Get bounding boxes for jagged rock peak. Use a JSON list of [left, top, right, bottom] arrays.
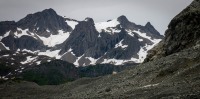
[[144, 21, 161, 36], [117, 15, 129, 23], [145, 22, 153, 27], [84, 17, 94, 24]]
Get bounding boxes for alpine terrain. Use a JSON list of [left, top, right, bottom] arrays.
[[1, 0, 199, 98], [0, 8, 163, 83], [0, 8, 163, 66]]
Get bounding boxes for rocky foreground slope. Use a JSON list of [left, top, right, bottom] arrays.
[[0, 44, 200, 98], [0, 0, 200, 98]]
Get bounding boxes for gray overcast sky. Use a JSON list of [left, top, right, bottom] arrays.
[[0, 0, 193, 34]]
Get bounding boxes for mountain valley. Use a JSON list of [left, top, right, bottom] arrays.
[[0, 0, 200, 98]]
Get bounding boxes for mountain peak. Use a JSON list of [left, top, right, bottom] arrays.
[[145, 22, 155, 29], [145, 22, 152, 27], [84, 17, 94, 25], [85, 17, 94, 22], [17, 8, 72, 36], [144, 22, 162, 37], [117, 15, 129, 23], [41, 8, 57, 15]]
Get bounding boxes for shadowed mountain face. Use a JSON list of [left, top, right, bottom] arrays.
[[17, 8, 72, 37], [0, 8, 163, 66]]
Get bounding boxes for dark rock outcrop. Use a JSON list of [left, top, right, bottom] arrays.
[[60, 18, 99, 57], [1, 35, 47, 51], [0, 21, 17, 36], [145, 0, 200, 62]]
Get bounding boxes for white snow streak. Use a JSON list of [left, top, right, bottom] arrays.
[[0, 42, 10, 50], [20, 56, 37, 64], [114, 39, 128, 49], [140, 83, 159, 88], [0, 31, 10, 41], [38, 50, 61, 59], [85, 57, 99, 65]]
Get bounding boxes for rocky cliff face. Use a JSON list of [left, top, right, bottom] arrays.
[[145, 0, 200, 62]]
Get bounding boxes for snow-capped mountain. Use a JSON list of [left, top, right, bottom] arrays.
[[0, 8, 163, 66]]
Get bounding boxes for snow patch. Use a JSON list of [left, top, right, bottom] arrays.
[[133, 29, 151, 41], [138, 39, 143, 42], [65, 20, 78, 30], [85, 57, 99, 65], [22, 49, 37, 54], [47, 60, 51, 62], [20, 56, 37, 64], [95, 19, 120, 33], [2, 54, 9, 57], [106, 28, 121, 34], [38, 50, 61, 59], [137, 39, 161, 63], [98, 34, 101, 38], [0, 76, 8, 80], [36, 61, 41, 65], [102, 59, 125, 65], [37, 30, 70, 47], [46, 29, 50, 32]]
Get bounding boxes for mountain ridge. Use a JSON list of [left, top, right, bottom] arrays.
[[0, 8, 163, 66]]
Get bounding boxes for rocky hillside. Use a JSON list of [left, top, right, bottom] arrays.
[[145, 0, 200, 62], [0, 0, 199, 98]]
